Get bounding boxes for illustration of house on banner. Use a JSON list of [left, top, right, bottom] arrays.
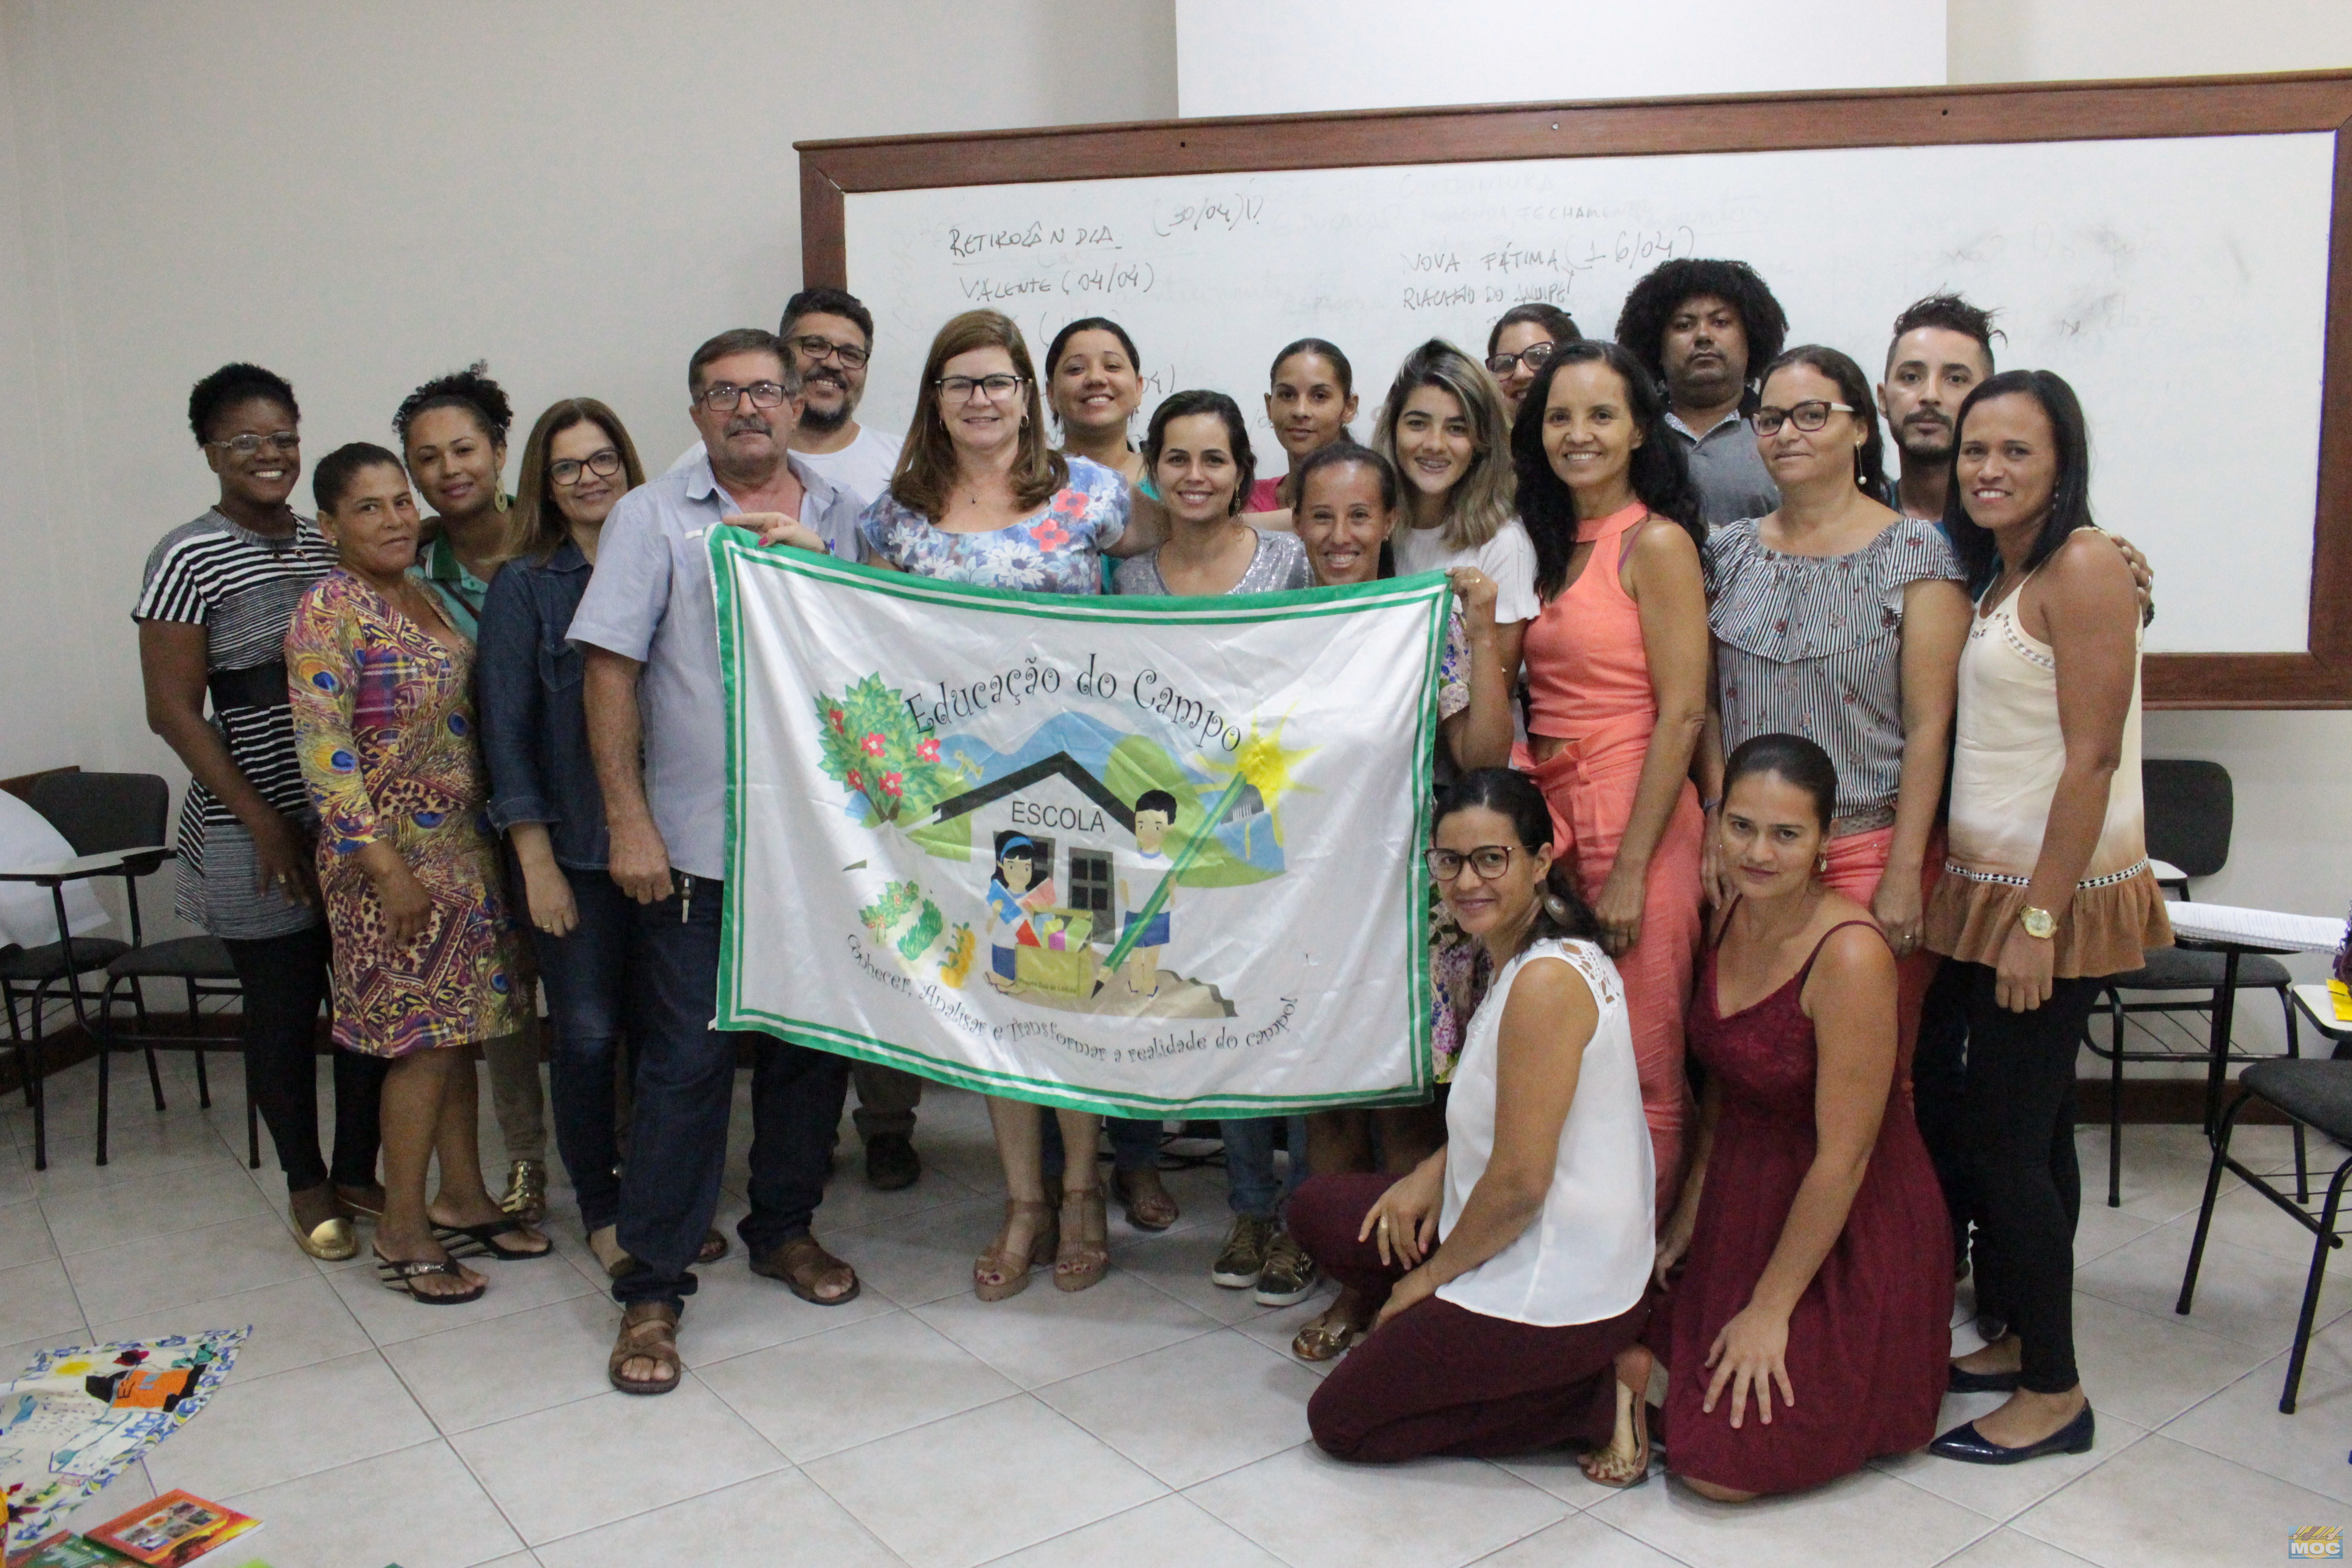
[[921, 751, 1137, 933]]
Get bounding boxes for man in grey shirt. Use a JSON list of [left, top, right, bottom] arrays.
[[1615, 258, 1789, 528], [570, 328, 866, 1393]]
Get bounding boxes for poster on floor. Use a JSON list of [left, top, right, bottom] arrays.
[[712, 530, 1446, 1115]]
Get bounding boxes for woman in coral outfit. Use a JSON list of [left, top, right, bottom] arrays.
[[1512, 341, 1709, 1218]]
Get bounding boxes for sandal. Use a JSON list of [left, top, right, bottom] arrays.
[[751, 1235, 861, 1305], [608, 1301, 682, 1396], [1291, 1306, 1369, 1362], [1112, 1167, 1180, 1232], [433, 1216, 553, 1261], [974, 1199, 1056, 1302], [592, 1227, 729, 1279], [374, 1250, 485, 1306], [1577, 1376, 1654, 1489], [1054, 1184, 1110, 1293]]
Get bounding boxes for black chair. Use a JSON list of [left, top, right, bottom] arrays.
[[2177, 1059, 2352, 1413], [23, 773, 255, 1168], [3, 776, 162, 1170], [2084, 760, 2307, 1207]]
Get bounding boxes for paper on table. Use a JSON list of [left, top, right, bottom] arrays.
[[2164, 901, 2347, 954]]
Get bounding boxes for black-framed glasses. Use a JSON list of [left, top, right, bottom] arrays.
[[549, 448, 622, 486], [1424, 845, 1517, 882], [697, 381, 790, 412], [1752, 400, 1856, 436], [207, 431, 299, 457], [790, 334, 870, 370], [1483, 341, 1557, 376], [937, 374, 1024, 403]]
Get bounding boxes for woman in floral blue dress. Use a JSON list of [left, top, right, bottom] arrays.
[[859, 308, 1166, 1300]]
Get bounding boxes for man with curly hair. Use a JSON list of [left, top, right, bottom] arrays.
[[1612, 258, 1787, 527]]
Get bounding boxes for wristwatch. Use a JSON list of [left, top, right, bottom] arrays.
[[2019, 906, 2056, 940]]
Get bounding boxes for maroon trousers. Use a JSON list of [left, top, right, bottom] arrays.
[[1289, 1173, 1648, 1463]]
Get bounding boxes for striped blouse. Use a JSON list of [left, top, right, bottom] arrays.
[[1704, 517, 1964, 829]]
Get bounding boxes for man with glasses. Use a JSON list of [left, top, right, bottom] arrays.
[[570, 328, 865, 1394], [1613, 258, 1789, 528], [669, 288, 902, 512]]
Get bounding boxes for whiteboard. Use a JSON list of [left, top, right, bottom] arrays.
[[843, 134, 2335, 655]]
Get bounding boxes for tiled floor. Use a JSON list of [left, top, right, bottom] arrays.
[[3, 1052, 2347, 1568]]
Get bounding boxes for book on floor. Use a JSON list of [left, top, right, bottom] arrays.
[[79, 1492, 257, 1568], [6, 1531, 135, 1567]]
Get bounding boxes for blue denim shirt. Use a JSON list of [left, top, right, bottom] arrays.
[[477, 538, 608, 869]]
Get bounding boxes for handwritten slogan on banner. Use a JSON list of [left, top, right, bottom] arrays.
[[711, 534, 1447, 1115]]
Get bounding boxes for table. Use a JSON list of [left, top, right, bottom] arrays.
[[0, 845, 170, 1169], [2290, 982, 2352, 1055], [2162, 903, 2346, 1134]]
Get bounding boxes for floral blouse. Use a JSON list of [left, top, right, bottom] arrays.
[[858, 455, 1129, 594]]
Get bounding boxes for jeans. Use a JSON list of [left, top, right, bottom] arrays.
[[222, 924, 389, 1195], [612, 876, 850, 1309], [1040, 1114, 1162, 1181], [535, 866, 637, 1232], [481, 1030, 547, 1166], [1955, 961, 2102, 1393], [1223, 1116, 1308, 1219], [850, 1063, 925, 1142]]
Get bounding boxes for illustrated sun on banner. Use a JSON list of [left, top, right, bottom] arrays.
[[712, 534, 1449, 1116]]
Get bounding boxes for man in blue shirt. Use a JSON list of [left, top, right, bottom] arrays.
[[570, 328, 867, 1393]]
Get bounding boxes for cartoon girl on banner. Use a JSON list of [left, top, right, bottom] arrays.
[[984, 832, 1058, 993]]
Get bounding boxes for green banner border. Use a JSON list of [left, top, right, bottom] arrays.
[[711, 529, 1446, 1116]]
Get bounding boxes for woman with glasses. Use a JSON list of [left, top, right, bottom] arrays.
[[393, 365, 550, 1227], [477, 399, 684, 1277], [1695, 347, 1970, 1061], [1628, 733, 1951, 1498], [1485, 304, 1582, 422], [1286, 767, 1653, 1466], [858, 308, 1165, 1298], [135, 363, 390, 1261], [1514, 340, 1710, 1224]]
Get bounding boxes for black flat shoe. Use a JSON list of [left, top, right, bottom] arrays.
[[1930, 1404, 2094, 1465], [1947, 1363, 2025, 1393]]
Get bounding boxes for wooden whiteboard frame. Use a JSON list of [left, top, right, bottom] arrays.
[[798, 72, 2352, 709]]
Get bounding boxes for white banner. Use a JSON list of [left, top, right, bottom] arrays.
[[712, 532, 1447, 1115]]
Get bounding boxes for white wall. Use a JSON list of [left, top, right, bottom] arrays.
[[1175, 0, 1945, 118], [0, 0, 1176, 795], [1950, 0, 2352, 81]]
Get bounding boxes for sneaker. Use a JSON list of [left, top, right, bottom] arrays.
[[1210, 1214, 1276, 1288], [1253, 1227, 1318, 1306], [865, 1132, 921, 1191]]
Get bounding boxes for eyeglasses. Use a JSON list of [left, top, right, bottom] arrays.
[[549, 448, 622, 486], [936, 374, 1025, 403], [1752, 400, 1856, 436], [1424, 845, 1517, 882], [207, 431, 299, 457], [696, 381, 790, 412], [790, 334, 870, 370], [1483, 341, 1557, 376]]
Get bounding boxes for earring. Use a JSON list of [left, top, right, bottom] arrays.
[[1815, 853, 1828, 873], [1542, 891, 1569, 920]]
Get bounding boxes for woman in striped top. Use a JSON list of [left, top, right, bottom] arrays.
[[135, 363, 390, 1262], [1696, 346, 1971, 1056]]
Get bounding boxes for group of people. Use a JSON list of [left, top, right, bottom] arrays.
[[133, 255, 2171, 1497]]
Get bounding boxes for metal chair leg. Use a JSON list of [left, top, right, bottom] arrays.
[[2278, 986, 2310, 1203], [187, 978, 211, 1109], [2178, 1089, 2251, 1315], [93, 975, 114, 1167], [2279, 1156, 2352, 1414], [246, 1095, 260, 1169], [2108, 988, 2127, 1208]]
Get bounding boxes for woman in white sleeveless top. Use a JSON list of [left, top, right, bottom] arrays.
[[1288, 768, 1656, 1465], [1923, 370, 2170, 1468]]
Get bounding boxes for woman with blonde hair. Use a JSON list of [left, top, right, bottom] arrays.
[[859, 309, 1166, 1297], [1372, 339, 1540, 684]]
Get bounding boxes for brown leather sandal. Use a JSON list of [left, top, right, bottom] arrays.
[[1112, 1167, 1180, 1232], [1577, 1376, 1654, 1488], [609, 1302, 682, 1396], [1054, 1185, 1110, 1293], [751, 1235, 861, 1305], [975, 1199, 1056, 1302], [1291, 1305, 1370, 1362]]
